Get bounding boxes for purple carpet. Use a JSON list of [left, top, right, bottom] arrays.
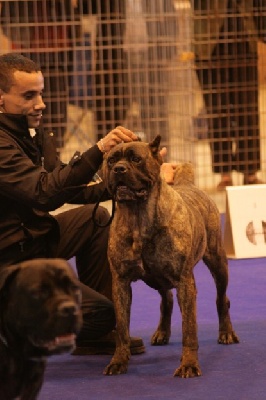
[[38, 254, 266, 400]]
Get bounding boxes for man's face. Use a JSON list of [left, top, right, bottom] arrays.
[[0, 70, 46, 128]]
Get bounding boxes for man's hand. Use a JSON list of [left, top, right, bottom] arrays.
[[159, 147, 177, 185], [97, 126, 138, 153], [160, 163, 177, 185]]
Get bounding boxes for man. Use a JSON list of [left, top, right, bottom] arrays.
[[0, 52, 145, 355], [193, 0, 266, 189]]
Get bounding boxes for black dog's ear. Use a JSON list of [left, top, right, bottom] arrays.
[[0, 265, 20, 295]]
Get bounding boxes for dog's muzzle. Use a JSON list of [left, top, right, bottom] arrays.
[[109, 162, 149, 202]]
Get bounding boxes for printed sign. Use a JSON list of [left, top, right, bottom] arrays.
[[224, 185, 266, 259]]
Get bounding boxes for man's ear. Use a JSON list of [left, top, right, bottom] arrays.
[[0, 90, 4, 106]]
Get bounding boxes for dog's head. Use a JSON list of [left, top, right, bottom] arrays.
[[102, 135, 163, 202], [0, 258, 82, 357]]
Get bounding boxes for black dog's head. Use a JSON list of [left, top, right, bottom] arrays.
[[0, 258, 83, 357], [103, 135, 163, 202]]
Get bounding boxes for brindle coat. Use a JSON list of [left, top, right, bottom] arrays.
[[102, 136, 239, 378]]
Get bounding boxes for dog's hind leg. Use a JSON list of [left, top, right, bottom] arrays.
[[203, 250, 239, 345], [150, 288, 173, 345], [174, 271, 202, 378]]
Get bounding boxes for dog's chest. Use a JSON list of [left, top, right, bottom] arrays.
[[109, 215, 178, 286]]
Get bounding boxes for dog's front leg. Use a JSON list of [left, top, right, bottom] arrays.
[[104, 273, 132, 375], [174, 273, 202, 378], [151, 288, 173, 345]]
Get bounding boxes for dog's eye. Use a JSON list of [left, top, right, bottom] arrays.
[[69, 283, 80, 293], [67, 283, 82, 303], [107, 157, 116, 167], [74, 287, 82, 304], [30, 289, 41, 300], [30, 287, 51, 300], [131, 156, 142, 164]]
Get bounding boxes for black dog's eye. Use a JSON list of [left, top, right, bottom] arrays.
[[67, 282, 82, 303], [30, 286, 51, 300], [69, 282, 80, 293], [74, 287, 82, 304], [61, 278, 81, 303]]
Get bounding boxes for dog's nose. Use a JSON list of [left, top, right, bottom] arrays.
[[58, 301, 79, 317], [114, 165, 127, 174]]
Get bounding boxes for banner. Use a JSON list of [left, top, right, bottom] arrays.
[[224, 185, 266, 259]]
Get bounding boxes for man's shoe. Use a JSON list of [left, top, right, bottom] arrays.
[[72, 331, 145, 356]]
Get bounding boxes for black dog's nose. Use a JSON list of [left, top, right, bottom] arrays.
[[58, 302, 79, 317], [114, 165, 127, 174]]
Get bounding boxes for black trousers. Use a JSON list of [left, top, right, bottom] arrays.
[[196, 54, 261, 175], [0, 205, 116, 341]]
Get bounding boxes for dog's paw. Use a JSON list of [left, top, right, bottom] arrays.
[[150, 330, 170, 345], [218, 330, 240, 344], [103, 361, 128, 375], [173, 364, 202, 378]]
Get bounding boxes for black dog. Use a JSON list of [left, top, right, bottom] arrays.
[[0, 258, 82, 400]]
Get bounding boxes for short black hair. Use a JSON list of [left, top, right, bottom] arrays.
[[0, 53, 41, 92]]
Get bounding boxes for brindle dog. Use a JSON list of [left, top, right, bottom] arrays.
[[0, 258, 82, 399], [102, 135, 239, 378]]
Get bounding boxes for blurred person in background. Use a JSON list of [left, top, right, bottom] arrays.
[[0, 0, 178, 150], [78, 0, 177, 149], [194, 0, 266, 189], [78, 0, 127, 141], [0, 0, 78, 149]]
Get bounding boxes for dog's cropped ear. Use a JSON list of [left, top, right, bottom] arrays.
[[0, 265, 21, 295], [149, 135, 161, 155], [149, 135, 163, 165]]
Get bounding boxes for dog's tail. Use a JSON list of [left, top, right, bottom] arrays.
[[173, 162, 195, 185]]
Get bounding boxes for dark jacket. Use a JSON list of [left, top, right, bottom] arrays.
[[0, 113, 109, 251]]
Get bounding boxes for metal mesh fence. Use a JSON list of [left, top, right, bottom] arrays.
[[0, 0, 266, 208]]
